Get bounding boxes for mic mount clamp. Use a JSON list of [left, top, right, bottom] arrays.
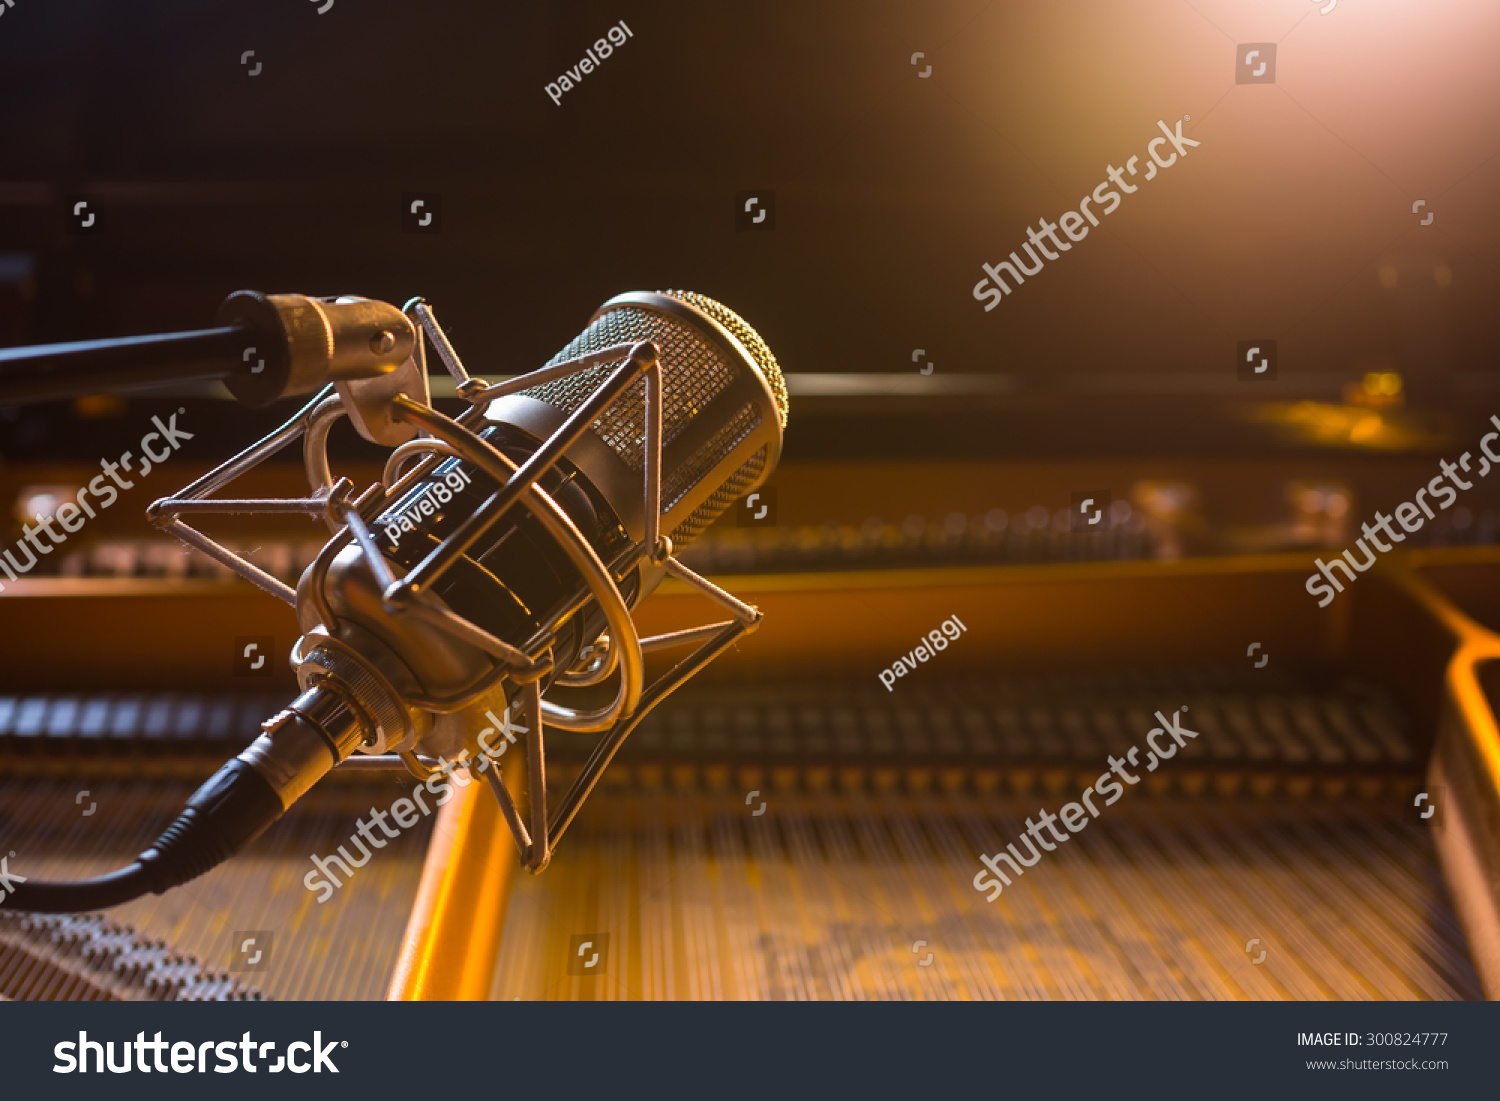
[[0, 291, 415, 408]]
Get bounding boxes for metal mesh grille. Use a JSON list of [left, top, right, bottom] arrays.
[[662, 289, 788, 429], [527, 306, 739, 473], [662, 404, 761, 513], [671, 445, 767, 546]]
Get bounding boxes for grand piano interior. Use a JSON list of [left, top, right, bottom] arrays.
[[3, 1, 1500, 1002]]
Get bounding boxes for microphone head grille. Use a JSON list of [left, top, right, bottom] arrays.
[[658, 290, 788, 430], [519, 290, 787, 548]]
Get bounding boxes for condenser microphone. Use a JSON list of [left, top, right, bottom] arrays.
[[331, 289, 787, 743], [7, 289, 788, 913]]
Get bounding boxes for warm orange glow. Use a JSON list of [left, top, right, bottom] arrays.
[[387, 774, 518, 1000], [1246, 400, 1438, 449]]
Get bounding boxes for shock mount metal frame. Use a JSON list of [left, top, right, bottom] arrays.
[[148, 298, 763, 873]]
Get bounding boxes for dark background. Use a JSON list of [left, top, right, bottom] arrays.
[[0, 0, 1497, 459]]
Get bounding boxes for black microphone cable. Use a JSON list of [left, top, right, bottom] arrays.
[[6, 760, 283, 913], [6, 691, 363, 914]]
